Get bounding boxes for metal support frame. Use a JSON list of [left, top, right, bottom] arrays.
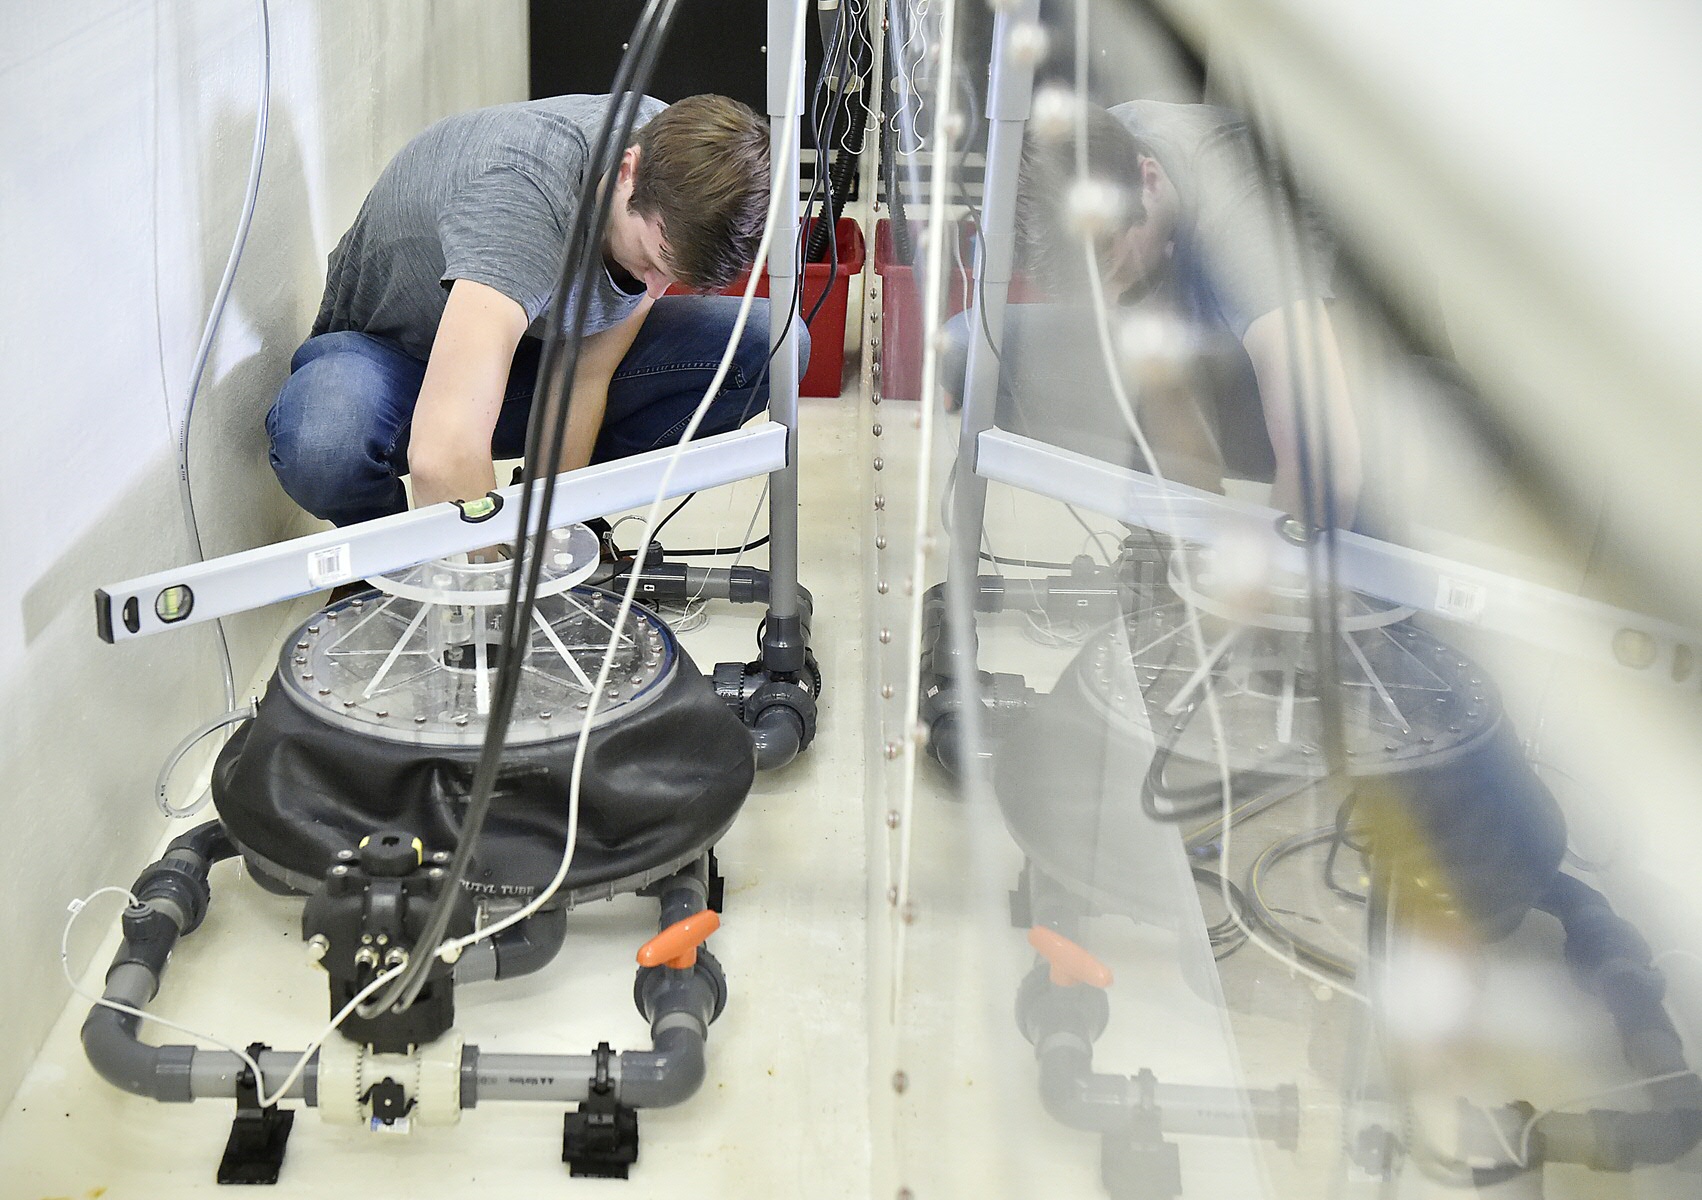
[[977, 428, 1702, 683], [947, 0, 1041, 591], [96, 422, 787, 644], [763, 0, 807, 674], [918, 0, 1041, 770]]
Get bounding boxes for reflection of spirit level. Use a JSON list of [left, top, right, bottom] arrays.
[[976, 428, 1702, 685]]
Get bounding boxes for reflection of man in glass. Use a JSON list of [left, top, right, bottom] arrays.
[[950, 100, 1362, 526]]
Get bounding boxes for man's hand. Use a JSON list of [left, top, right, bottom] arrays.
[[1243, 300, 1363, 528], [408, 279, 529, 511]]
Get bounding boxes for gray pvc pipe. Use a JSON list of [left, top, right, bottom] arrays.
[[467, 1023, 706, 1109], [616, 1022, 709, 1108], [82, 964, 193, 1103], [189, 1050, 316, 1104], [1038, 1039, 1295, 1144], [751, 705, 806, 769], [469, 1053, 600, 1103], [84, 957, 318, 1105], [84, 862, 714, 1112], [765, 0, 804, 627]]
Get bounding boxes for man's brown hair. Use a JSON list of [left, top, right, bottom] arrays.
[[629, 95, 769, 290], [1014, 105, 1147, 293]]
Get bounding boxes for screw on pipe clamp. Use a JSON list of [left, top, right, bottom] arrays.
[[453, 493, 504, 523], [1275, 514, 1317, 546]]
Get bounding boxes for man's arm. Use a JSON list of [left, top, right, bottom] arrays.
[[1242, 300, 1363, 527], [547, 297, 654, 474], [409, 279, 529, 510]]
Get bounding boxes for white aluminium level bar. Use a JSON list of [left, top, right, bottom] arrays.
[[96, 421, 788, 645], [976, 427, 1702, 686]]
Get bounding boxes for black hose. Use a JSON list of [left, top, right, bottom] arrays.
[[806, 98, 867, 263], [372, 0, 683, 1016], [1532, 873, 1702, 1170], [1243, 826, 1359, 980], [880, 4, 913, 265], [1139, 723, 1285, 823], [165, 819, 237, 864]]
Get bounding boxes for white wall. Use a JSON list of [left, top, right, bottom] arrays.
[[0, 0, 527, 1112]]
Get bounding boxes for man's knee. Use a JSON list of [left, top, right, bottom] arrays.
[[738, 297, 810, 389], [267, 378, 359, 518], [267, 340, 412, 518], [795, 311, 813, 375]]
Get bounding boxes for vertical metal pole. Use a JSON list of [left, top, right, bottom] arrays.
[[856, 0, 885, 261], [945, 0, 1040, 594], [765, 0, 807, 673], [935, 0, 1040, 703]]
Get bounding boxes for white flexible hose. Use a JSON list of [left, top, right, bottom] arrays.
[[155, 702, 258, 818]]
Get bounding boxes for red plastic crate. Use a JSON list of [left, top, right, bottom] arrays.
[[872, 218, 963, 402], [667, 216, 865, 398], [872, 218, 1039, 402]]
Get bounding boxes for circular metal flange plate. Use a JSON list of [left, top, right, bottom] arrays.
[[278, 584, 675, 748], [1083, 595, 1498, 778]]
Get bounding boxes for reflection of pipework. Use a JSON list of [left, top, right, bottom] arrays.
[[918, 567, 1122, 772], [1385, 873, 1702, 1190], [1015, 862, 1298, 1200]]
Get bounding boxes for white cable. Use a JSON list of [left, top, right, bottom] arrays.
[[888, 0, 960, 1017], [156, 702, 257, 818], [659, 479, 769, 633], [666, 478, 770, 636], [1020, 608, 1087, 648], [1064, 1, 1365, 1003], [1467, 1068, 1696, 1171], [887, 0, 930, 153], [844, 0, 880, 156], [63, 887, 400, 1109], [417, 0, 813, 968], [166, 0, 271, 715], [1514, 1070, 1695, 1167], [147, 0, 270, 820]]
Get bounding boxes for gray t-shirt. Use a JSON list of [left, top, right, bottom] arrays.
[[312, 94, 667, 361], [1109, 100, 1330, 339]]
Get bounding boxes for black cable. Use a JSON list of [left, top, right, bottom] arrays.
[[1323, 791, 1369, 904], [805, 0, 869, 263], [950, 70, 1008, 374], [1191, 865, 1251, 960], [798, 8, 851, 333], [881, 0, 914, 264], [1139, 699, 1286, 823], [650, 491, 696, 540], [372, 0, 681, 1014], [1243, 826, 1359, 980]]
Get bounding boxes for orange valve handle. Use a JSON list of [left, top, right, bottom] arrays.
[[637, 910, 722, 970], [1028, 926, 1114, 989]]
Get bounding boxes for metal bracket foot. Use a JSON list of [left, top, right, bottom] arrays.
[[563, 1043, 640, 1179], [216, 1043, 294, 1185]]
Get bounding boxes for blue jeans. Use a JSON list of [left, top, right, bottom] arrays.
[[267, 295, 807, 526]]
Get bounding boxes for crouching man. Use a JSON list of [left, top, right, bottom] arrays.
[[268, 93, 806, 527]]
